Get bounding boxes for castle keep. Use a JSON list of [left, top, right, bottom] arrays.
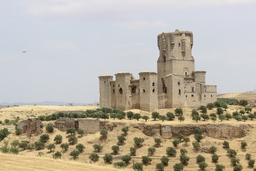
[[99, 30, 217, 111]]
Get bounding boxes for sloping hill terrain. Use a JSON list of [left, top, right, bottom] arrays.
[[218, 92, 256, 102], [0, 104, 256, 170]]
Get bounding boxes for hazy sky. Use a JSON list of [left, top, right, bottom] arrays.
[[1, 0, 256, 104]]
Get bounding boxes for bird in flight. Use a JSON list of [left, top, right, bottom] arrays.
[[22, 50, 26, 53]]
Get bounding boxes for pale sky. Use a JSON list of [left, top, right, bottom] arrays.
[[1, 0, 256, 104]]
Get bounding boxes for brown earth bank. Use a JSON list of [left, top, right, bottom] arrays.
[[0, 105, 256, 171]]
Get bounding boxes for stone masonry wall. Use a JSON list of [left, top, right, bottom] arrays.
[[78, 119, 100, 134]]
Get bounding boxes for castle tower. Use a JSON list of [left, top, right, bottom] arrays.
[[98, 75, 113, 108], [115, 72, 133, 110], [139, 72, 158, 112], [157, 29, 195, 95]]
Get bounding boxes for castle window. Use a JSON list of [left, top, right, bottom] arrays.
[[132, 87, 136, 93], [143, 77, 145, 80], [181, 40, 185, 51], [179, 89, 181, 95], [113, 89, 115, 94], [178, 82, 180, 86], [163, 87, 167, 93], [104, 81, 106, 83], [211, 95, 213, 97], [192, 87, 194, 92], [143, 89, 145, 93], [152, 82, 155, 86], [119, 88, 123, 94], [113, 85, 115, 87], [191, 94, 194, 97], [118, 84, 120, 87], [152, 89, 155, 93], [179, 43, 181, 47], [204, 95, 206, 97], [186, 95, 187, 97], [185, 72, 188, 76], [163, 55, 166, 63]]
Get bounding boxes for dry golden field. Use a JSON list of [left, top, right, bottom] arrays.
[[0, 93, 255, 171]]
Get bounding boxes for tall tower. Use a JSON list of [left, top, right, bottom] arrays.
[[157, 29, 195, 95], [98, 76, 113, 107], [139, 72, 158, 112], [115, 72, 133, 110]]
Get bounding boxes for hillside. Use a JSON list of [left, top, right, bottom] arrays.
[[218, 92, 256, 102], [0, 104, 256, 170]]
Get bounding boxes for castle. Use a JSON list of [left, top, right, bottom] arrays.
[[99, 29, 217, 111]]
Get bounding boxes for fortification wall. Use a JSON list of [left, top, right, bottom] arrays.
[[205, 85, 217, 92], [54, 118, 75, 131], [78, 119, 99, 134]]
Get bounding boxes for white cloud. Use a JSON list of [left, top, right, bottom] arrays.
[[22, 0, 256, 18], [44, 40, 78, 51]]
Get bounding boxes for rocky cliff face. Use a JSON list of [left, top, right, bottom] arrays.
[[100, 121, 250, 139], [160, 124, 249, 139]]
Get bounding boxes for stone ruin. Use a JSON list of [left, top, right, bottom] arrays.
[[16, 118, 43, 137], [54, 117, 100, 134]]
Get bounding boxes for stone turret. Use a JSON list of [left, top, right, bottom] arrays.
[[99, 75, 113, 108], [139, 71, 158, 112]]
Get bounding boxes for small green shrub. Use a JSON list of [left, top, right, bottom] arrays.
[[133, 163, 143, 171], [93, 144, 103, 152], [89, 153, 99, 162], [46, 123, 54, 133], [142, 156, 152, 165], [103, 153, 113, 163], [160, 156, 169, 166], [121, 155, 131, 164], [76, 143, 85, 153], [70, 150, 79, 159], [68, 136, 77, 145], [113, 161, 127, 168], [40, 134, 49, 143], [47, 143, 55, 152], [60, 143, 69, 151], [52, 151, 62, 159], [148, 147, 156, 155]]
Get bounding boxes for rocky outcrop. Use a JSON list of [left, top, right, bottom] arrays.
[[100, 121, 126, 131], [203, 124, 247, 139], [99, 121, 250, 139], [161, 124, 248, 139], [143, 124, 161, 136]]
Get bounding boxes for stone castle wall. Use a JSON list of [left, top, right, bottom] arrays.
[[54, 117, 99, 134], [78, 119, 100, 134]]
